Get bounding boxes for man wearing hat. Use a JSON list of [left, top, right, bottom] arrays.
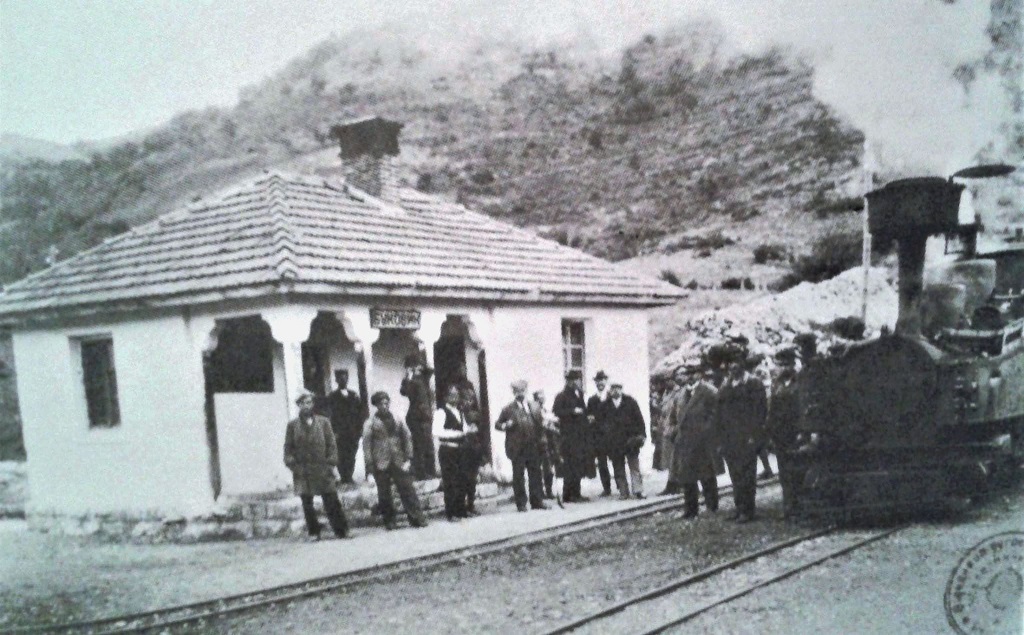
[[658, 365, 692, 495], [670, 365, 723, 517], [553, 370, 591, 502], [400, 352, 437, 480], [325, 369, 365, 485], [587, 370, 613, 497], [364, 390, 428, 529], [495, 380, 548, 511], [767, 348, 803, 518], [283, 391, 349, 540], [717, 356, 768, 523]]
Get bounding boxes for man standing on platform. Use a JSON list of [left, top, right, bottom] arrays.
[[453, 362, 483, 515], [717, 356, 768, 523], [604, 381, 647, 499], [767, 348, 803, 518], [363, 391, 428, 530], [672, 366, 723, 518], [553, 370, 591, 502], [533, 390, 560, 500], [400, 354, 437, 480], [325, 369, 364, 485], [495, 380, 548, 512], [659, 367, 690, 495], [284, 391, 349, 540], [587, 370, 613, 497], [433, 385, 477, 520]]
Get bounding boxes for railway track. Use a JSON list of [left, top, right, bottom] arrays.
[[11, 479, 780, 634], [541, 523, 907, 635]]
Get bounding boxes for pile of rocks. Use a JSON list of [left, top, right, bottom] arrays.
[[654, 266, 899, 378]]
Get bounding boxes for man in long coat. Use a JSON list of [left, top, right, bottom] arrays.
[[672, 368, 724, 518], [717, 358, 768, 522], [767, 349, 803, 518], [659, 367, 690, 495], [325, 369, 364, 484], [284, 391, 349, 540], [496, 380, 548, 511], [400, 354, 437, 480], [604, 382, 647, 499], [553, 370, 591, 502]]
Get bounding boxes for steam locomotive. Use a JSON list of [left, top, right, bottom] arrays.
[[794, 172, 1024, 518]]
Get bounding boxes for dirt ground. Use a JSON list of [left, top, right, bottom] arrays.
[[675, 491, 1024, 635]]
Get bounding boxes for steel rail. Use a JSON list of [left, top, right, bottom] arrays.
[[540, 524, 834, 635], [12, 479, 779, 634], [637, 524, 906, 635]]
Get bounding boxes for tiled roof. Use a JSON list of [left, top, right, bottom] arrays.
[[0, 173, 683, 318]]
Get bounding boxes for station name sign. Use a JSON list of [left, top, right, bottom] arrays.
[[370, 308, 421, 330]]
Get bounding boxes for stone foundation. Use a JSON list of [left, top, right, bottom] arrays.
[[27, 478, 509, 543]]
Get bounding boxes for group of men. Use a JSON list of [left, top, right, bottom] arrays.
[[281, 352, 653, 539], [652, 339, 811, 523]]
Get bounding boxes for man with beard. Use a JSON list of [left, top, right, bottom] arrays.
[[553, 370, 591, 502], [495, 380, 548, 512], [586, 370, 612, 497]]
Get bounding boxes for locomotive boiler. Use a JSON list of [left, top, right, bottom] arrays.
[[794, 173, 1024, 519]]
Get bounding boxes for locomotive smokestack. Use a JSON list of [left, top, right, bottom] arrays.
[[865, 177, 965, 337]]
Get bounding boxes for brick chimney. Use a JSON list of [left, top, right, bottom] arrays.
[[329, 116, 404, 203]]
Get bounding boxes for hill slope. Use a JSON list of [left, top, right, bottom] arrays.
[[0, 23, 865, 290]]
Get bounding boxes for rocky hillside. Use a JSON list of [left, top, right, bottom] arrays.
[[0, 22, 865, 289]]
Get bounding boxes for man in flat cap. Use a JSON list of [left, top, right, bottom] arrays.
[[496, 380, 548, 511], [553, 370, 591, 502], [587, 370, 613, 496], [284, 391, 349, 540]]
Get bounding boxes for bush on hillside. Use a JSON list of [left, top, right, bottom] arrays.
[[659, 269, 682, 286], [771, 229, 862, 291], [753, 243, 788, 264]]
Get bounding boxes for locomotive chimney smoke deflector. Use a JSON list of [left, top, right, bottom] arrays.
[[866, 177, 964, 337], [329, 116, 404, 202]]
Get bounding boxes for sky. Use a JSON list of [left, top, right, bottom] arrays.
[[0, 0, 1014, 174]]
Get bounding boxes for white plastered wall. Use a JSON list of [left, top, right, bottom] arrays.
[[13, 312, 213, 518]]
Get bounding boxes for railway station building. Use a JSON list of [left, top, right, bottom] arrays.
[[0, 117, 681, 522]]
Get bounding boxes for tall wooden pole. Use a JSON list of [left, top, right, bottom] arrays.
[[861, 140, 873, 325]]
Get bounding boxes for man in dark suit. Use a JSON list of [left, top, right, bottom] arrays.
[[553, 370, 591, 502], [496, 380, 548, 511], [604, 381, 647, 499], [717, 357, 768, 523], [400, 354, 437, 480], [325, 369, 364, 484], [767, 348, 803, 518], [587, 370, 613, 496], [671, 366, 724, 518]]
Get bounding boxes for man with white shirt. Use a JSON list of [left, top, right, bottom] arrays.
[[433, 385, 478, 520], [496, 380, 548, 512]]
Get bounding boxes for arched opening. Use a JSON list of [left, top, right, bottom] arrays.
[[433, 316, 490, 462]]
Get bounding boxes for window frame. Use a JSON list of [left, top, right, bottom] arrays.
[[561, 319, 586, 380], [74, 334, 122, 430]]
